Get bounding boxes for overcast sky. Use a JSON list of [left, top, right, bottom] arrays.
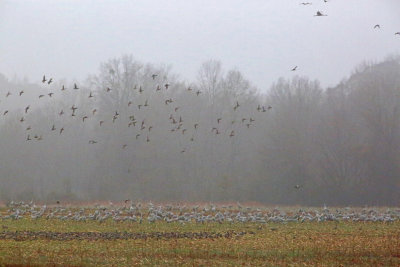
[[0, 0, 399, 90]]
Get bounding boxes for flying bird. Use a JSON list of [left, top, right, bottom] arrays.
[[73, 83, 79, 90], [51, 125, 56, 131], [89, 140, 97, 144], [165, 83, 170, 89], [39, 95, 45, 98], [395, 32, 400, 35], [60, 128, 64, 134], [42, 75, 47, 83], [151, 74, 158, 80], [314, 11, 327, 16], [106, 87, 112, 92], [291, 66, 298, 71], [6, 92, 11, 97], [374, 24, 380, 29], [25, 106, 30, 114], [229, 130, 235, 137], [3, 110, 8, 116], [19, 90, 24, 96], [48, 93, 54, 97], [48, 78, 53, 84]]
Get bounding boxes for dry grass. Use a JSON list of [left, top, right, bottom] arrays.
[[0, 216, 399, 266]]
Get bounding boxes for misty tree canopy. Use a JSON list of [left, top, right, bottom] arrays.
[[0, 55, 399, 206]]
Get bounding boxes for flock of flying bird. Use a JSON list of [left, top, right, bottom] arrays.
[[4, 72, 272, 155], [2, 1, 399, 193]]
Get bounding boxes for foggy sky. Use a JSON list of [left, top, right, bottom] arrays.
[[0, 0, 399, 90]]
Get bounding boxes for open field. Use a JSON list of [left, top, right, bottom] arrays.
[[0, 202, 399, 266]]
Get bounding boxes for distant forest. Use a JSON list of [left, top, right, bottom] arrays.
[[0, 55, 399, 205]]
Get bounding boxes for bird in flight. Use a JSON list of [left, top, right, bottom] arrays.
[[165, 83, 170, 89], [61, 85, 66, 91], [48, 93, 54, 97], [89, 140, 97, 144], [42, 75, 47, 83], [314, 11, 327, 16], [3, 110, 8, 116], [6, 92, 11, 97], [229, 130, 235, 137], [60, 128, 64, 134], [106, 87, 112, 92], [234, 101, 240, 111], [48, 78, 53, 84], [73, 83, 79, 90], [374, 24, 380, 29], [19, 90, 24, 96], [300, 2, 312, 5], [395, 32, 400, 35], [25, 106, 30, 114], [291, 66, 298, 71], [151, 74, 158, 80]]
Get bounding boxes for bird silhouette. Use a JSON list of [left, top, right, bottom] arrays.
[[229, 130, 235, 137], [89, 140, 97, 144], [20, 117, 24, 123], [146, 136, 150, 142], [139, 86, 143, 93], [99, 121, 104, 126], [51, 125, 56, 131], [89, 92, 94, 98], [165, 83, 170, 89], [217, 118, 222, 124], [59, 128, 64, 135], [26, 126, 31, 131], [300, 2, 312, 5], [374, 24, 380, 29], [25, 106, 30, 114], [42, 75, 47, 83], [19, 90, 24, 96], [291, 66, 298, 71], [6, 92, 11, 97], [196, 90, 201, 96], [3, 110, 8, 115], [48, 78, 53, 84], [122, 144, 128, 149], [48, 93, 54, 97], [26, 135, 31, 141], [151, 74, 158, 80], [106, 87, 112, 92], [194, 123, 199, 129], [136, 134, 140, 139], [39, 95, 45, 98], [92, 109, 97, 115], [59, 110, 64, 116], [61, 85, 66, 91], [128, 101, 132, 106], [73, 83, 79, 90], [82, 116, 88, 122], [314, 11, 327, 16], [395, 32, 400, 35]]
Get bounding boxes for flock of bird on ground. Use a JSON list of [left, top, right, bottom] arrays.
[[1, 201, 399, 224]]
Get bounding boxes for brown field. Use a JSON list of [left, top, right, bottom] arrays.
[[0, 205, 399, 266]]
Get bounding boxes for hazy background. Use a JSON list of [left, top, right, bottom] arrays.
[[1, 0, 399, 89], [0, 1, 399, 206]]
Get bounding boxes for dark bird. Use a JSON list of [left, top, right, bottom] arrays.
[[59, 110, 64, 116], [39, 95, 45, 98], [179, 116, 183, 123], [174, 107, 179, 112], [182, 129, 187, 135], [181, 148, 186, 153], [25, 106, 30, 114], [233, 101, 240, 111], [73, 83, 79, 90], [89, 92, 94, 98], [144, 100, 148, 107], [115, 111, 119, 116], [291, 66, 298, 71], [92, 109, 97, 115], [42, 75, 47, 83], [128, 101, 132, 107], [56, 200, 60, 204], [3, 110, 8, 116], [194, 123, 198, 129], [60, 128, 64, 135], [99, 120, 104, 126], [124, 199, 130, 204], [138, 104, 142, 110], [82, 116, 88, 122], [122, 144, 127, 149], [246, 123, 251, 128], [106, 87, 112, 92], [165, 83, 170, 89], [300, 2, 312, 5], [48, 78, 53, 84], [71, 105, 78, 112], [6, 92, 11, 97], [242, 118, 246, 123], [61, 85, 66, 91], [190, 136, 194, 142], [136, 134, 140, 139], [26, 126, 31, 131], [395, 32, 400, 35], [48, 93, 54, 97], [196, 90, 201, 96], [51, 124, 56, 131], [146, 136, 150, 142], [314, 11, 327, 16], [139, 86, 143, 93], [26, 135, 31, 141], [217, 118, 222, 124], [257, 105, 261, 112], [250, 118, 255, 123], [19, 90, 24, 96], [89, 140, 97, 144], [151, 74, 158, 80], [229, 130, 235, 137], [20, 117, 24, 123], [148, 126, 153, 132], [374, 24, 380, 29]]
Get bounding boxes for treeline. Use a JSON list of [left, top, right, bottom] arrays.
[[0, 55, 399, 205]]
